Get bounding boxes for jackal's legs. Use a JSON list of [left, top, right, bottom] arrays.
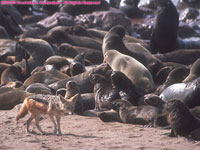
[[26, 115, 34, 133], [56, 116, 62, 135], [49, 115, 57, 134]]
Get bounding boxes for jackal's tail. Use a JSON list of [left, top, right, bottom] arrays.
[[16, 99, 28, 121]]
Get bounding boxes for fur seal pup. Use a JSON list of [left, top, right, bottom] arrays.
[[68, 52, 86, 76], [150, 0, 179, 54], [160, 77, 200, 108], [111, 99, 161, 126], [64, 81, 83, 114], [90, 73, 120, 110], [183, 58, 200, 82], [104, 50, 155, 95], [14, 38, 55, 74], [111, 71, 140, 105], [64, 81, 96, 114], [57, 83, 95, 113], [164, 99, 200, 139]]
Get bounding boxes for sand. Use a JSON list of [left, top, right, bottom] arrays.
[[0, 107, 200, 150]]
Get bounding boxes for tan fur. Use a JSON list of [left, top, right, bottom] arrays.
[[104, 50, 155, 95], [16, 94, 78, 135]]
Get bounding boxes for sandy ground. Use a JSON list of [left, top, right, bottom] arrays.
[[1, 107, 200, 150]]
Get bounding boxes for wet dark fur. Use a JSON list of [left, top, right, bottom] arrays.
[[164, 99, 200, 137]]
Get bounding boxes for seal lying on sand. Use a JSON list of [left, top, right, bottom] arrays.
[[111, 99, 161, 126]]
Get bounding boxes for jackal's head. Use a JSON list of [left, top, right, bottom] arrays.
[[58, 94, 78, 115]]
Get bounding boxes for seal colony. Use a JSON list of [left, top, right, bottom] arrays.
[[0, 0, 200, 141]]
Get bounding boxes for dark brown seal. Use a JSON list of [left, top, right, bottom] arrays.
[[164, 99, 200, 139], [111, 99, 161, 126], [14, 38, 55, 75], [90, 73, 120, 110], [150, 0, 179, 54], [111, 71, 140, 105]]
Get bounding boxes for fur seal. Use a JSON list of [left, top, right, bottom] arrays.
[[42, 29, 102, 50], [119, 0, 144, 18], [57, 84, 95, 113], [0, 89, 33, 110], [102, 25, 163, 77], [111, 71, 140, 105], [0, 26, 9, 39], [97, 109, 121, 122], [40, 56, 70, 71], [58, 43, 103, 64], [104, 50, 155, 95], [64, 81, 84, 114], [68, 52, 86, 76], [160, 77, 200, 108], [1, 65, 25, 85], [0, 6, 23, 38], [155, 49, 200, 65], [23, 69, 69, 88], [14, 38, 55, 74], [164, 99, 200, 139], [111, 99, 161, 126], [183, 58, 200, 82], [90, 73, 120, 110], [156, 67, 190, 94], [25, 83, 56, 95], [49, 63, 110, 93], [150, 0, 179, 54]]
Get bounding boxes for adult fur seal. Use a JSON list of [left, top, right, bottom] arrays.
[[155, 49, 200, 65], [14, 38, 55, 74], [104, 50, 155, 95], [160, 77, 200, 108], [102, 25, 163, 77], [150, 0, 179, 54], [164, 99, 200, 140], [58, 43, 103, 65]]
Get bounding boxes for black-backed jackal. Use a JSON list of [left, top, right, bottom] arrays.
[[16, 94, 78, 135]]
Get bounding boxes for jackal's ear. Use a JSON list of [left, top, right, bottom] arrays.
[[69, 94, 79, 102], [58, 94, 66, 103]]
